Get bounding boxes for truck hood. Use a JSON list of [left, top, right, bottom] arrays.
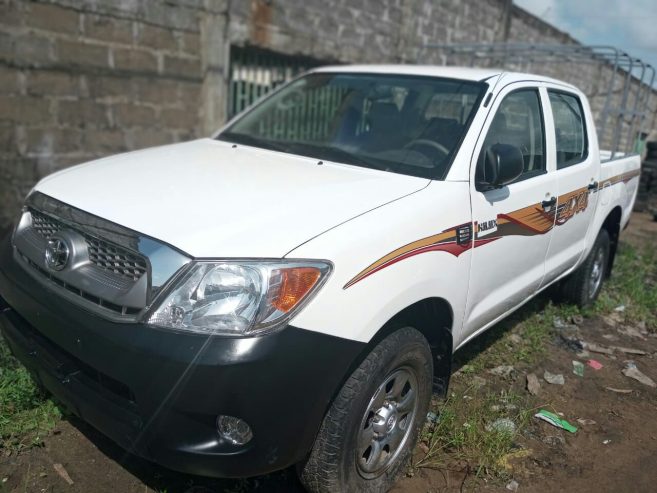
[[35, 139, 429, 257]]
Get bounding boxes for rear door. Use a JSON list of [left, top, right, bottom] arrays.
[[541, 87, 599, 286], [463, 83, 558, 339]]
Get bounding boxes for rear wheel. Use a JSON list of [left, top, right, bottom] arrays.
[[299, 327, 433, 493], [560, 229, 610, 307]]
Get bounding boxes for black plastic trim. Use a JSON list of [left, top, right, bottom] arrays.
[[0, 243, 365, 478]]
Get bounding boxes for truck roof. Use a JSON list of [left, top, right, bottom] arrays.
[[313, 64, 575, 88]]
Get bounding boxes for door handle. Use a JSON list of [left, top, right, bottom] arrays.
[[588, 181, 599, 191], [541, 196, 557, 209]]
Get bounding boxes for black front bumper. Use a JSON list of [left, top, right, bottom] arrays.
[[0, 237, 365, 478]]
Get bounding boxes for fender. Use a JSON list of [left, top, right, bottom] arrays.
[[287, 180, 472, 348]]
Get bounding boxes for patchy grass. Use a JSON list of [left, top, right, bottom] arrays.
[[454, 299, 559, 375], [418, 385, 533, 478], [418, 241, 656, 479], [592, 243, 657, 331], [0, 336, 61, 451]]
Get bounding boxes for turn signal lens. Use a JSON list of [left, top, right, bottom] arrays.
[[272, 267, 321, 312]]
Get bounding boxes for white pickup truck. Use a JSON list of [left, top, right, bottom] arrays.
[[0, 66, 640, 492]]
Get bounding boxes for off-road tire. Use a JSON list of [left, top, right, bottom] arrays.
[[560, 229, 610, 307], [298, 327, 433, 493]]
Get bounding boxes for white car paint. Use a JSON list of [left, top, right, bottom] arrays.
[[313, 65, 502, 81], [35, 139, 428, 258], [31, 66, 641, 350]]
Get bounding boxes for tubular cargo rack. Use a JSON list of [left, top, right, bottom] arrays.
[[419, 43, 657, 160]]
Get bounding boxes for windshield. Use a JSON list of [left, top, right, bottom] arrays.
[[218, 72, 487, 179]]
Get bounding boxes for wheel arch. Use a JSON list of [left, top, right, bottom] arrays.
[[353, 297, 454, 398], [384, 297, 453, 396]]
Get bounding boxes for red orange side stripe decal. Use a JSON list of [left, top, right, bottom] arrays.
[[343, 169, 640, 289]]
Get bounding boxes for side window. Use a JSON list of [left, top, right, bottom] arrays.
[[548, 91, 587, 169], [478, 89, 546, 183]]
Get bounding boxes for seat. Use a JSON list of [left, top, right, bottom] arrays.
[[362, 102, 401, 151]]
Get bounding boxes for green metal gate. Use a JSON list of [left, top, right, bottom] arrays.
[[228, 45, 325, 119]]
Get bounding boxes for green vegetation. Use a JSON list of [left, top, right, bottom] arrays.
[[454, 299, 561, 375], [418, 241, 656, 478], [418, 387, 532, 476], [0, 339, 60, 451], [593, 243, 657, 331]]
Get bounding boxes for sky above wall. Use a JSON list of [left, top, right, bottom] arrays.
[[515, 0, 657, 82]]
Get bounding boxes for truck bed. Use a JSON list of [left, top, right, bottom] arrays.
[[598, 152, 641, 230]]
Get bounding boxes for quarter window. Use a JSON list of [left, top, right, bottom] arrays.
[[478, 89, 546, 183], [548, 91, 587, 168]]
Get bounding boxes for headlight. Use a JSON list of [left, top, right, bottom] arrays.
[[147, 260, 332, 336]]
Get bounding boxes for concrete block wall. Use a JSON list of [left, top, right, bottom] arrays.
[[1, 0, 654, 231], [225, 0, 508, 66], [0, 0, 206, 229]]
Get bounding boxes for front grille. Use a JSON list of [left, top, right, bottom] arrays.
[[31, 210, 60, 238], [13, 206, 151, 318], [29, 209, 147, 282], [86, 238, 147, 282]]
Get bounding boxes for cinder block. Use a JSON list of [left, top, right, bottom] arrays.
[[0, 95, 51, 125], [28, 71, 79, 96], [58, 100, 109, 127], [113, 47, 158, 73], [163, 54, 201, 77], [85, 14, 134, 44], [56, 40, 109, 68], [138, 23, 178, 51], [159, 107, 198, 129], [113, 103, 155, 127], [27, 3, 79, 34], [0, 67, 21, 95]]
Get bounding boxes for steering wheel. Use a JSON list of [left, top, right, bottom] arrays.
[[403, 139, 450, 160]]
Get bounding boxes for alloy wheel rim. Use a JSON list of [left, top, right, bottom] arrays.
[[356, 367, 419, 479]]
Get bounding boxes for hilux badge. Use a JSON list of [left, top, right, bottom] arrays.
[[476, 219, 498, 237], [45, 236, 70, 271]]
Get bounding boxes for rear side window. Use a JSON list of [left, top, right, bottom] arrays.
[[479, 88, 546, 183], [548, 91, 587, 169]]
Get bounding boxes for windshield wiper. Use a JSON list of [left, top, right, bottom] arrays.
[[218, 134, 388, 172], [217, 132, 288, 153], [286, 143, 388, 171]]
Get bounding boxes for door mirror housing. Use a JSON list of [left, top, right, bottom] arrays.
[[476, 143, 524, 191]]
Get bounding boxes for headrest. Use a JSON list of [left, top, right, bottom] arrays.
[[369, 102, 399, 127]]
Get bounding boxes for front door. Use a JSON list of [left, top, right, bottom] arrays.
[[463, 83, 557, 340]]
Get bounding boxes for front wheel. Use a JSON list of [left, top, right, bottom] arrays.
[[298, 327, 433, 493], [560, 228, 610, 307]]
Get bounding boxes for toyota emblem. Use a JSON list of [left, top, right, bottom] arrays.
[[45, 236, 70, 271]]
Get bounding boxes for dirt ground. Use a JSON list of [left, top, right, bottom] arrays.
[[1, 213, 656, 493]]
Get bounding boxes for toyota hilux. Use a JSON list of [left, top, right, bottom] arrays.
[[0, 65, 641, 492]]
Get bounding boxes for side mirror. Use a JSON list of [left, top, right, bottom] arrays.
[[476, 143, 524, 191]]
